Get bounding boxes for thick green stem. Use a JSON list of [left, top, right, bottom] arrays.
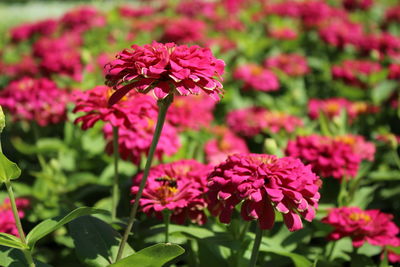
[[111, 126, 119, 220], [115, 94, 173, 262], [5, 181, 35, 267], [327, 241, 337, 261], [164, 209, 171, 243], [249, 226, 263, 267]]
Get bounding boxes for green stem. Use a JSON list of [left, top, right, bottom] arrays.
[[249, 226, 263, 267], [327, 241, 337, 261], [32, 123, 45, 168], [5, 181, 35, 267], [115, 94, 174, 262], [164, 209, 171, 243], [392, 150, 400, 170], [111, 126, 119, 221]]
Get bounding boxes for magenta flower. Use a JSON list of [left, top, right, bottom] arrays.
[[269, 27, 298, 40], [234, 64, 280, 92], [285, 135, 375, 179], [10, 19, 58, 43], [264, 54, 309, 76], [322, 207, 399, 248], [207, 154, 321, 231], [131, 160, 211, 225], [167, 94, 216, 131], [0, 77, 70, 126], [205, 126, 249, 164], [0, 198, 29, 237], [332, 60, 382, 87], [160, 17, 206, 44], [318, 20, 364, 49], [105, 42, 225, 104], [60, 6, 106, 33]]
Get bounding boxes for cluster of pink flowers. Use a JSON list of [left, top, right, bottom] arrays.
[[234, 64, 279, 92], [285, 135, 375, 179], [10, 19, 57, 43], [105, 41, 225, 103], [318, 20, 364, 49], [60, 6, 106, 33], [160, 17, 206, 44], [0, 77, 70, 126], [332, 60, 382, 87], [0, 198, 29, 236], [204, 126, 249, 164], [167, 94, 215, 131], [118, 5, 156, 18], [176, 0, 216, 19], [322, 207, 398, 248], [207, 154, 321, 231], [227, 107, 303, 138], [132, 160, 210, 225], [264, 53, 309, 76], [73, 85, 180, 164], [0, 55, 38, 80], [308, 98, 377, 121]]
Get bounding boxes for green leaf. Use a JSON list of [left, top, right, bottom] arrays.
[[26, 207, 107, 250], [0, 246, 54, 267], [0, 233, 28, 249], [259, 242, 312, 267], [371, 81, 397, 105], [68, 215, 134, 267], [0, 152, 21, 183], [109, 243, 185, 267], [388, 245, 400, 254]]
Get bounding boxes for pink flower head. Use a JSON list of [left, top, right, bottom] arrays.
[[234, 64, 280, 92], [105, 42, 225, 104], [385, 6, 400, 25], [264, 111, 304, 133], [308, 98, 377, 121], [10, 19, 58, 43], [118, 5, 155, 18], [167, 94, 216, 131], [0, 198, 29, 236], [207, 154, 321, 231], [285, 135, 375, 179], [60, 6, 106, 33], [342, 0, 373, 11], [205, 126, 249, 164], [332, 60, 382, 87], [0, 77, 70, 126], [322, 207, 399, 247], [2, 55, 38, 79], [131, 160, 211, 225], [269, 27, 298, 40], [102, 95, 180, 164], [176, 0, 216, 19], [160, 17, 206, 44], [318, 20, 364, 49], [265, 54, 309, 76]]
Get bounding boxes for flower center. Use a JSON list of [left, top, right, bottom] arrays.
[[250, 65, 263, 76], [155, 176, 178, 204], [325, 102, 341, 114], [348, 212, 371, 222]]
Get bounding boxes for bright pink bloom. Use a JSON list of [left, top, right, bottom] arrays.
[[0, 77, 70, 126], [167, 94, 216, 131], [0, 198, 29, 236], [176, 0, 216, 19], [308, 98, 377, 121], [285, 135, 375, 179], [205, 126, 249, 164], [234, 64, 279, 92], [160, 17, 206, 44], [264, 54, 309, 76], [269, 27, 298, 40], [2, 55, 38, 79], [318, 20, 364, 48], [10, 19, 58, 43], [332, 60, 382, 87], [118, 5, 155, 17], [60, 6, 106, 33], [131, 160, 210, 225], [207, 154, 321, 231], [102, 95, 180, 164], [342, 0, 373, 11], [105, 42, 225, 103], [322, 207, 399, 247]]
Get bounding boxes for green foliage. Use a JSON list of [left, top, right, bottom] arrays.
[[0, 153, 21, 184]]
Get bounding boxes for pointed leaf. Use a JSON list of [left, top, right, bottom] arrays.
[[0, 153, 21, 183], [0, 233, 28, 249], [109, 243, 185, 267]]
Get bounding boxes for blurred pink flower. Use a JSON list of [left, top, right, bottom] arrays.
[[322, 207, 399, 247], [234, 64, 279, 92], [0, 77, 70, 126], [118, 5, 155, 17], [0, 198, 29, 237], [265, 53, 309, 76], [131, 160, 210, 225], [60, 6, 106, 33], [160, 17, 206, 44], [105, 42, 225, 103], [269, 27, 298, 40], [207, 154, 321, 231], [318, 20, 364, 48], [10, 19, 58, 43], [332, 60, 382, 87]]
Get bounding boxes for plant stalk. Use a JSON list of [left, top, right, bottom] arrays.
[[164, 209, 171, 243], [249, 226, 263, 267], [115, 94, 173, 262], [5, 181, 35, 267], [111, 126, 119, 220]]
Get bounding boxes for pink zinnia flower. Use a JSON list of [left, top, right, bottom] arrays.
[[118, 5, 155, 18], [207, 154, 321, 231], [176, 0, 216, 19], [0, 198, 29, 236], [234, 64, 280, 92], [285, 135, 375, 179], [60, 6, 106, 33], [385, 6, 400, 25], [205, 126, 249, 164], [332, 60, 382, 87], [0, 77, 70, 126], [167, 94, 216, 132], [318, 20, 364, 49], [105, 42, 225, 103], [322, 207, 399, 247], [264, 54, 309, 76], [10, 19, 58, 43], [269, 27, 298, 40], [131, 160, 210, 225], [160, 17, 206, 44]]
